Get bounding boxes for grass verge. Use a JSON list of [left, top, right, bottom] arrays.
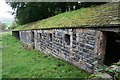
[[2, 32, 89, 78]]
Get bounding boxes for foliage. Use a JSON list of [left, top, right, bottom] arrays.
[[1, 32, 89, 78], [105, 62, 120, 80], [88, 60, 120, 79]]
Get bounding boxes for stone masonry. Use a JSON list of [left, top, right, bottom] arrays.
[[13, 28, 105, 73]]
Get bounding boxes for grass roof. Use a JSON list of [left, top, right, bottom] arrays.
[[15, 3, 120, 30]]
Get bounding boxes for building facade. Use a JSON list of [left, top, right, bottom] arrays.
[[12, 2, 120, 73], [12, 27, 120, 73]]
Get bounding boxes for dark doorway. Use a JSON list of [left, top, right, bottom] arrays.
[[65, 34, 70, 45], [12, 31, 20, 40], [49, 33, 52, 41], [104, 32, 120, 66], [31, 31, 35, 49]]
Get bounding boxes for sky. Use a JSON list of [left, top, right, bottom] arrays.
[[0, 0, 14, 19]]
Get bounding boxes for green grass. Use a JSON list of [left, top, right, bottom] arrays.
[[1, 32, 89, 78], [14, 3, 119, 30]]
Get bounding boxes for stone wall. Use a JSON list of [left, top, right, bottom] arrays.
[[19, 30, 34, 49], [16, 28, 104, 73]]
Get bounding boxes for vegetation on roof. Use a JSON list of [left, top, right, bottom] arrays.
[[14, 3, 119, 30]]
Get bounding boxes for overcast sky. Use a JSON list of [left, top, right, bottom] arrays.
[[0, 0, 14, 19]]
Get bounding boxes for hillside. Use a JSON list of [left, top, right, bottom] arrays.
[[0, 17, 14, 27], [15, 3, 119, 30], [0, 21, 7, 30]]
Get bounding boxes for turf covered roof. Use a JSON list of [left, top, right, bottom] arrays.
[[14, 2, 120, 30]]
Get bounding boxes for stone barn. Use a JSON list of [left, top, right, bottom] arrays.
[[12, 3, 120, 73]]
